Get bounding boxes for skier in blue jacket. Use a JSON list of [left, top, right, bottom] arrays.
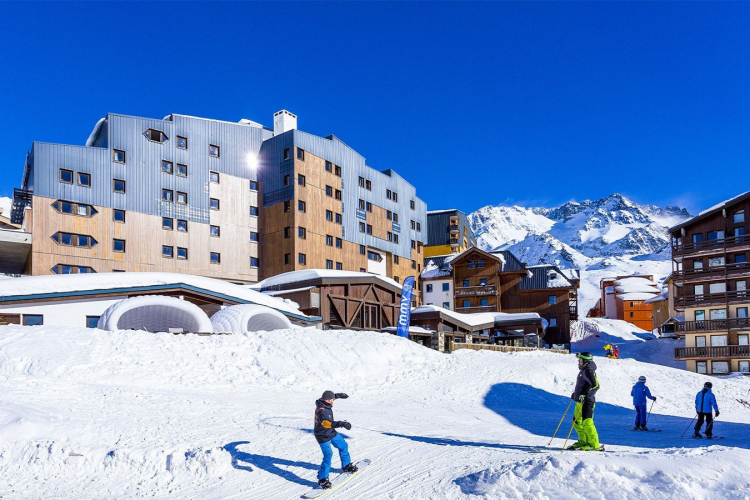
[[631, 376, 657, 430], [694, 381, 720, 438]]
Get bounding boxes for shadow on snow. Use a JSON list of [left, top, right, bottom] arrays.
[[223, 441, 318, 488], [484, 383, 750, 450]]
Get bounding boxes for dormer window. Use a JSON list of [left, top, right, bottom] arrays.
[[144, 129, 169, 143]]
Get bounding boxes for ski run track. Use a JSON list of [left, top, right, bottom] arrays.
[[1, 325, 749, 499]]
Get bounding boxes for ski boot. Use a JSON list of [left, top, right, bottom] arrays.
[[318, 478, 332, 490], [704, 433, 713, 439], [567, 441, 585, 450], [693, 431, 703, 438], [342, 463, 358, 474]]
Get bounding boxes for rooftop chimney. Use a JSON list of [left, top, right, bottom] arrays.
[[273, 110, 297, 135]]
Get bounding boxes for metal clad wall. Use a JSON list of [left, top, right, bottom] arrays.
[[426, 210, 475, 247]]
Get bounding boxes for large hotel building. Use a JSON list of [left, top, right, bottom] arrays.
[[7, 110, 427, 296], [670, 192, 750, 375]]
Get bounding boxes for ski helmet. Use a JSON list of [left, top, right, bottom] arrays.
[[638, 376, 646, 382], [576, 352, 593, 360], [704, 381, 713, 388]]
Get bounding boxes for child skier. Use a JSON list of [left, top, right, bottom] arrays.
[[570, 352, 601, 451], [603, 343, 614, 358], [612, 345, 620, 359], [694, 381, 720, 438], [314, 390, 357, 489], [631, 376, 657, 430]]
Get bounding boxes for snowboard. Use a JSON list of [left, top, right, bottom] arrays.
[[737, 399, 750, 410], [626, 428, 662, 432], [302, 459, 371, 499], [680, 436, 724, 440]]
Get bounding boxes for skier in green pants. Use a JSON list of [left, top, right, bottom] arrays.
[[570, 352, 601, 451]]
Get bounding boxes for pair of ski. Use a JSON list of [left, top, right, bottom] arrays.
[[302, 459, 371, 499]]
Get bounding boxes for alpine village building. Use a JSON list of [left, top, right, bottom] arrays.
[[670, 192, 750, 375], [424, 209, 477, 258]]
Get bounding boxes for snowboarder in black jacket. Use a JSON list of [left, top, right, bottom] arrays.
[[314, 391, 357, 489], [570, 352, 601, 450]]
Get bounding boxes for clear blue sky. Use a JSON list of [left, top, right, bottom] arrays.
[[1, 2, 749, 214]]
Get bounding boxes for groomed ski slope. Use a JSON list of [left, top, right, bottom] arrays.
[[1, 325, 749, 499]]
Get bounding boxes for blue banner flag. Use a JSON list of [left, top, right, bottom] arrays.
[[396, 276, 415, 338]]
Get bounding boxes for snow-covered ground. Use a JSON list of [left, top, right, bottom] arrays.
[[1, 325, 749, 499]]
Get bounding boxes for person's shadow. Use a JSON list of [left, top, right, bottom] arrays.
[[223, 441, 318, 487]]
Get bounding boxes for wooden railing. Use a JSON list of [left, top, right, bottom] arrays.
[[452, 342, 569, 354], [675, 345, 750, 359], [675, 290, 749, 307], [454, 285, 497, 297], [672, 234, 750, 255], [674, 318, 750, 333], [455, 306, 496, 313], [673, 262, 750, 279]]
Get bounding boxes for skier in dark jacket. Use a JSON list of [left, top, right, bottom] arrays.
[[631, 376, 657, 430], [570, 352, 601, 450], [694, 381, 720, 438], [314, 390, 357, 489]]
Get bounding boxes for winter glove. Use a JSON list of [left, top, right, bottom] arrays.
[[338, 421, 352, 430], [715, 411, 720, 417], [578, 395, 585, 403], [334, 393, 349, 399], [653, 397, 657, 401]]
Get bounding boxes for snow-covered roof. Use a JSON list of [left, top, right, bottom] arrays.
[[411, 304, 541, 329], [669, 191, 750, 232], [0, 272, 312, 321], [262, 286, 315, 296], [644, 291, 668, 304], [615, 277, 658, 287], [255, 269, 401, 291], [382, 325, 434, 334], [521, 264, 574, 290], [426, 209, 461, 215], [615, 283, 660, 294], [617, 292, 660, 301]]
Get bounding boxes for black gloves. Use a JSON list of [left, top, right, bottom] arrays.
[[335, 393, 349, 399], [653, 397, 657, 401], [715, 411, 720, 417], [578, 395, 585, 403], [338, 421, 352, 430]]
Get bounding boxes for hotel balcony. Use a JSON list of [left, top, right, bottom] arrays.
[[456, 305, 496, 313], [675, 344, 750, 360], [675, 290, 750, 308], [674, 318, 750, 333], [454, 285, 498, 297], [672, 262, 750, 281], [672, 234, 750, 257]]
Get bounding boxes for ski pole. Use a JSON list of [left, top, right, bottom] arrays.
[[548, 400, 573, 445], [561, 421, 575, 452], [680, 414, 697, 437]]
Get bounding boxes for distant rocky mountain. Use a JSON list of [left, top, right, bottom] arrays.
[[467, 193, 691, 314]]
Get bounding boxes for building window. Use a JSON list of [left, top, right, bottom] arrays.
[[250, 206, 259, 216], [462, 300, 470, 308], [387, 189, 392, 200], [297, 148, 305, 160], [359, 199, 365, 210], [284, 148, 290, 160], [479, 279, 488, 286], [210, 225, 220, 237], [335, 237, 342, 248], [299, 227, 307, 239], [427, 284, 433, 293], [210, 198, 220, 210], [86, 316, 100, 328], [359, 176, 365, 187], [59, 168, 74, 184], [393, 213, 399, 223], [367, 251, 382, 262], [176, 191, 187, 204], [393, 234, 399, 244], [411, 220, 416, 230], [365, 179, 370, 190], [284, 200, 291, 212], [163, 245, 174, 258], [177, 136, 187, 149], [284, 174, 291, 187], [463, 280, 470, 287], [209, 144, 220, 157], [113, 149, 125, 163], [210, 171, 220, 183], [113, 179, 126, 193], [325, 161, 332, 172], [162, 189, 174, 202], [326, 210, 333, 222], [249, 180, 258, 191], [336, 262, 343, 270], [735, 210, 745, 224], [176, 219, 187, 232], [113, 239, 126, 253], [360, 245, 366, 255], [387, 210, 392, 220], [250, 231, 259, 242], [335, 165, 342, 177], [412, 260, 417, 269], [250, 257, 259, 268], [162, 160, 174, 174], [177, 247, 188, 259], [696, 336, 706, 347], [326, 259, 333, 269], [326, 235, 333, 246], [411, 240, 416, 249], [481, 299, 489, 307], [284, 253, 291, 265], [696, 361, 707, 374], [327, 186, 334, 197], [52, 264, 95, 274], [711, 361, 730, 374], [298, 253, 307, 265], [707, 230, 724, 241], [387, 232, 393, 242], [477, 259, 484, 268], [298, 174, 306, 186], [394, 276, 400, 283], [410, 200, 415, 210], [77, 172, 91, 187], [394, 255, 399, 264], [163, 217, 173, 230], [740, 361, 750, 373], [23, 314, 44, 326], [442, 302, 450, 309], [52, 232, 97, 248], [210, 252, 221, 264], [549, 295, 557, 305], [442, 283, 450, 292], [468, 259, 475, 269], [284, 227, 291, 239], [736, 254, 747, 264], [366, 202, 372, 212], [52, 200, 97, 217], [298, 200, 306, 212], [143, 128, 168, 143], [366, 224, 372, 235], [416, 222, 421, 232], [549, 317, 557, 327], [335, 213, 342, 224], [360, 268, 366, 272], [176, 163, 187, 177], [113, 209, 125, 223]]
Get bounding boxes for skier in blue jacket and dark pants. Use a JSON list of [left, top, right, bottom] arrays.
[[695, 381, 720, 438], [631, 376, 657, 430]]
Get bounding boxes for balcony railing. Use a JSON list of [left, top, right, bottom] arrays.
[[675, 290, 750, 307], [675, 345, 750, 360], [675, 318, 750, 333], [673, 262, 750, 280], [455, 285, 497, 297], [456, 306, 496, 313], [449, 238, 460, 244], [449, 224, 460, 231], [672, 234, 750, 255]]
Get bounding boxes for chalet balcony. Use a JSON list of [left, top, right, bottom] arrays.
[[673, 262, 750, 281], [449, 238, 460, 244], [672, 234, 750, 256], [674, 318, 750, 333], [675, 345, 750, 360], [456, 306, 496, 313], [455, 285, 498, 297], [675, 290, 750, 307], [569, 306, 578, 320], [449, 224, 460, 231]]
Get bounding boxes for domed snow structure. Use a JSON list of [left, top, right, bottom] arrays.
[[210, 304, 293, 333], [98, 295, 214, 333]]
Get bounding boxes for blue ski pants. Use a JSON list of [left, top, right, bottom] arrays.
[[635, 405, 648, 427], [318, 434, 351, 480]]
